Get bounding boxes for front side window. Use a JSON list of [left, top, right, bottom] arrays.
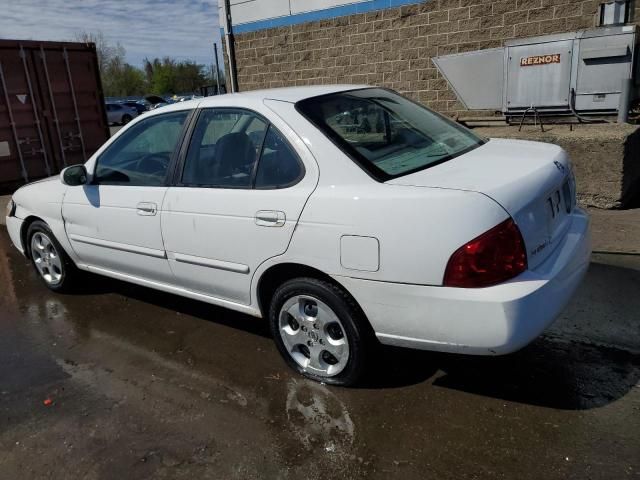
[[296, 88, 485, 181], [94, 111, 189, 186]]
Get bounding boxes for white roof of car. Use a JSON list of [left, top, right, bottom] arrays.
[[200, 84, 368, 105], [144, 85, 370, 117]]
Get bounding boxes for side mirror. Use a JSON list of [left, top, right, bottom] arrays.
[[61, 164, 88, 186]]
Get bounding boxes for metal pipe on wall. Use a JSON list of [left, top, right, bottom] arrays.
[[618, 78, 632, 123], [214, 42, 221, 95], [222, 0, 239, 93]]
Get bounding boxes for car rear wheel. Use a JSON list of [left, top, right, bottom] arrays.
[[121, 114, 132, 125], [27, 221, 79, 293], [269, 277, 370, 386]]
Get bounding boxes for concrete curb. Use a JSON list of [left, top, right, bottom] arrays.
[[476, 124, 640, 210], [587, 208, 640, 255]]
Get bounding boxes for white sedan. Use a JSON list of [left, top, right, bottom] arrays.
[[5, 86, 591, 386]]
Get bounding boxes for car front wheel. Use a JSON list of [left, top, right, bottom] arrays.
[[269, 277, 370, 386], [27, 221, 79, 292]]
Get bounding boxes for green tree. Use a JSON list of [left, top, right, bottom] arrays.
[[75, 31, 145, 97], [76, 31, 215, 97], [106, 62, 146, 97], [144, 57, 208, 95], [74, 31, 125, 76]]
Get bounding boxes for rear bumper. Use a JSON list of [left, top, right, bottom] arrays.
[[337, 208, 591, 355], [6, 215, 25, 255]]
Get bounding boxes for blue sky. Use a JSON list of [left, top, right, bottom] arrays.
[[0, 0, 221, 67]]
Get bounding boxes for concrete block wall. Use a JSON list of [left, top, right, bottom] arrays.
[[476, 124, 640, 209], [226, 0, 639, 117]]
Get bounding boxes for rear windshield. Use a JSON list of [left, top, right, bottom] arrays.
[[296, 88, 485, 181]]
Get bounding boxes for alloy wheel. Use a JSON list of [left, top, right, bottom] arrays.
[[278, 295, 350, 377], [30, 232, 63, 286]]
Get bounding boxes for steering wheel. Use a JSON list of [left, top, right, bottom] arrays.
[[135, 153, 169, 176]]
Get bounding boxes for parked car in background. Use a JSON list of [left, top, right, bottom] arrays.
[[175, 94, 204, 102], [120, 101, 149, 115], [144, 95, 169, 109], [6, 86, 591, 386], [105, 103, 138, 125]]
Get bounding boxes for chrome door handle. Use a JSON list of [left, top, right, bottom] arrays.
[[137, 202, 157, 216], [255, 210, 285, 227]]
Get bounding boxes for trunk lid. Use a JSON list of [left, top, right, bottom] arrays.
[[387, 138, 576, 269]]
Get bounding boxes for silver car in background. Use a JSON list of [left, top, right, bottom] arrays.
[[105, 103, 139, 125]]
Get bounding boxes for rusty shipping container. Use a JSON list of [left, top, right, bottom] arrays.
[[0, 39, 109, 193]]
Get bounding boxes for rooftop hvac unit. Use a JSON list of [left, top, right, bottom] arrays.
[[432, 26, 638, 117]]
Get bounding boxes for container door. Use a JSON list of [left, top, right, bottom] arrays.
[[0, 40, 109, 193], [31, 44, 108, 170], [0, 43, 52, 190]]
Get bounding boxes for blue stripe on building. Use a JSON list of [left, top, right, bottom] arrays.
[[231, 0, 426, 34]]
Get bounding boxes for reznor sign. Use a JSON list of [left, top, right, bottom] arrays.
[[520, 54, 561, 67]]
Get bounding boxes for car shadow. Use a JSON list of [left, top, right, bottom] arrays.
[[72, 265, 640, 411], [6, 230, 638, 411], [361, 257, 640, 410], [355, 335, 640, 411], [71, 271, 272, 339]]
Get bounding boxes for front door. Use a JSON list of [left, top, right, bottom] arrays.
[[161, 108, 317, 305], [63, 110, 191, 283]]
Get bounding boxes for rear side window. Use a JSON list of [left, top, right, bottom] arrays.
[[296, 88, 485, 181], [182, 109, 267, 188], [254, 126, 303, 189], [181, 108, 303, 189]]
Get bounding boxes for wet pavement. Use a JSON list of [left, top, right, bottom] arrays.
[[0, 229, 638, 479]]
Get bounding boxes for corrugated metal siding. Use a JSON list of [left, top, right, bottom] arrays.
[[0, 40, 109, 193]]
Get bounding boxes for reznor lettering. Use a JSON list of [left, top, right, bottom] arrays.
[[520, 54, 561, 67]]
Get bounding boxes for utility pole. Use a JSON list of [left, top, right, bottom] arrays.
[[213, 42, 221, 95], [222, 0, 239, 93]]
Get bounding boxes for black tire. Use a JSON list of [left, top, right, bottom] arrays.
[[121, 114, 132, 125], [27, 220, 79, 293], [269, 277, 371, 386]]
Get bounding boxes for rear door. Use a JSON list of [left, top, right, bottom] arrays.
[[62, 110, 191, 283], [161, 107, 317, 305]]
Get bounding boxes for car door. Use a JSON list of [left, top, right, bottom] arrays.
[[161, 107, 317, 305], [62, 109, 191, 283]]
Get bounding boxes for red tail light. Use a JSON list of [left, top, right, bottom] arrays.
[[444, 219, 527, 288]]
